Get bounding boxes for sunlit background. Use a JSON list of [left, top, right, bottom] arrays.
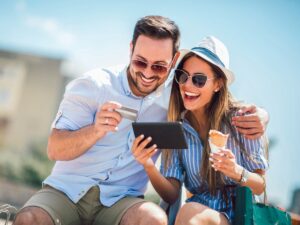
[[0, 0, 299, 217]]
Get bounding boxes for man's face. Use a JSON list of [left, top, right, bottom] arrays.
[[128, 35, 174, 97]]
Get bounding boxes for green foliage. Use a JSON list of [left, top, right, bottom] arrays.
[[0, 140, 54, 188]]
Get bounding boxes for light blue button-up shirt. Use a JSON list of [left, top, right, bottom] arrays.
[[44, 65, 173, 206]]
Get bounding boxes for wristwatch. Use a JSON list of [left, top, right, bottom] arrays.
[[239, 167, 249, 184]]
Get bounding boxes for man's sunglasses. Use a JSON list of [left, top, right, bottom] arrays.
[[174, 69, 214, 88], [131, 59, 170, 75]]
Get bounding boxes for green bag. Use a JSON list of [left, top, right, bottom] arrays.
[[234, 186, 291, 225]]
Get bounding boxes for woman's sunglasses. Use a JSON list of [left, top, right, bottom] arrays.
[[174, 69, 214, 88], [131, 59, 170, 75]]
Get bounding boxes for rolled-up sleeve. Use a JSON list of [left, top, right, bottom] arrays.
[[160, 150, 184, 183], [239, 134, 269, 172], [52, 76, 102, 131]]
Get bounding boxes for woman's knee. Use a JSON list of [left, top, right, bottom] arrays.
[[175, 202, 208, 225], [175, 202, 229, 225]]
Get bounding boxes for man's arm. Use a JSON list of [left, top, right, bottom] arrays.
[[231, 105, 269, 139], [47, 102, 122, 161]]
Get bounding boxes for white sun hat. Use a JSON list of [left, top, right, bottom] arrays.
[[175, 36, 235, 85]]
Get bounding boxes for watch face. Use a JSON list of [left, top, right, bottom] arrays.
[[241, 169, 249, 183]]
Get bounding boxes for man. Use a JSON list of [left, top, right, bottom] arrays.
[[14, 15, 267, 225]]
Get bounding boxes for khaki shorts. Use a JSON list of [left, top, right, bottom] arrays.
[[20, 185, 146, 225]]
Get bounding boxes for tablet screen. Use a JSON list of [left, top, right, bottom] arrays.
[[132, 122, 188, 149]]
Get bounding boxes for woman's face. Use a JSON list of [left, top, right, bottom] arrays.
[[179, 56, 220, 112]]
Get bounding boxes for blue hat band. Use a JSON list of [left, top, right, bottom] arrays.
[[191, 47, 225, 68]]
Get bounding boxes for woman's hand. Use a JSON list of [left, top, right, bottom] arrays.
[[132, 135, 180, 203], [209, 149, 243, 182], [131, 135, 158, 169]]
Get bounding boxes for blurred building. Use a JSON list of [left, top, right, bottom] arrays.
[[0, 49, 67, 152]]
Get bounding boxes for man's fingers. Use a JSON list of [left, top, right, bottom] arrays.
[[245, 133, 262, 140], [232, 114, 259, 123], [236, 127, 263, 135], [101, 125, 119, 132], [99, 117, 119, 126], [233, 121, 263, 129], [100, 101, 122, 111], [98, 111, 122, 123], [238, 105, 256, 114]]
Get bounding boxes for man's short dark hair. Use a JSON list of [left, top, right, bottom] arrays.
[[132, 15, 180, 56]]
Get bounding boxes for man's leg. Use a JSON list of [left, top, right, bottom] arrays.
[[13, 186, 81, 225], [14, 207, 54, 225], [93, 197, 167, 225]]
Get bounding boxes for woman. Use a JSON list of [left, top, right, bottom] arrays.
[[132, 36, 268, 225]]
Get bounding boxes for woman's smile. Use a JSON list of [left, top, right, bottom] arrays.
[[183, 91, 200, 101]]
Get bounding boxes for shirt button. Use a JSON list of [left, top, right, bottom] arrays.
[[109, 171, 112, 175]]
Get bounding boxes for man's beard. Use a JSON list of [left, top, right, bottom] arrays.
[[129, 71, 160, 96]]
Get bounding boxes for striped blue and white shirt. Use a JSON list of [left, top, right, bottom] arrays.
[[160, 116, 268, 223]]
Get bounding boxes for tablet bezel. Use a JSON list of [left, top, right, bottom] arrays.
[[132, 122, 188, 149]]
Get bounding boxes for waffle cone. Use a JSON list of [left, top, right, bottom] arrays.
[[209, 129, 229, 147]]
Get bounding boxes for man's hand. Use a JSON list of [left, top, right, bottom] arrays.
[[94, 101, 123, 138], [231, 105, 269, 139]]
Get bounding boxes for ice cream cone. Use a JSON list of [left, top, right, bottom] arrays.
[[208, 129, 229, 153]]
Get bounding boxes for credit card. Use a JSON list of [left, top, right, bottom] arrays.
[[115, 106, 138, 121]]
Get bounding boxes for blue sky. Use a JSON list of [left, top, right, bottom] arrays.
[[1, 0, 299, 208]]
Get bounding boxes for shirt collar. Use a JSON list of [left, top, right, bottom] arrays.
[[120, 65, 135, 97]]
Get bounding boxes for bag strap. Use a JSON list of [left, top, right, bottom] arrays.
[[263, 175, 267, 204], [257, 173, 267, 204]]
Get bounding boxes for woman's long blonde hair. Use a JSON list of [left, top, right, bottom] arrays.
[[163, 52, 267, 197]]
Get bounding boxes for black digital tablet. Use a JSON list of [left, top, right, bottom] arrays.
[[132, 122, 188, 149]]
